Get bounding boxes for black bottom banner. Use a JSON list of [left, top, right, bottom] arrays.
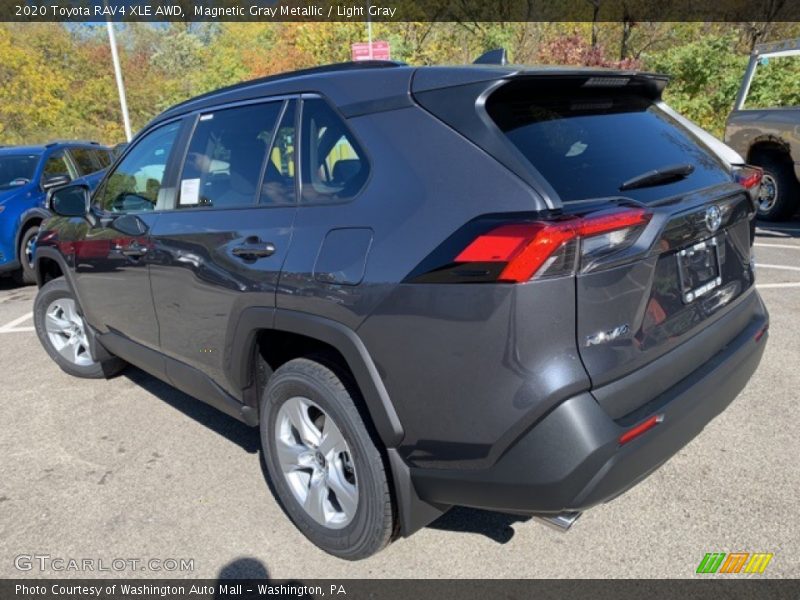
[[3, 579, 800, 600]]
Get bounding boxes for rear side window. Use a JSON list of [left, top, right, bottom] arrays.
[[94, 150, 112, 168], [300, 98, 368, 204], [179, 102, 282, 209], [486, 81, 730, 203], [70, 147, 100, 176]]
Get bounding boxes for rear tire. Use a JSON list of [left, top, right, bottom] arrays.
[[751, 153, 799, 222], [260, 357, 394, 560], [34, 277, 126, 379], [14, 225, 39, 286]]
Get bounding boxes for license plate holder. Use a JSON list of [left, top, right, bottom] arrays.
[[677, 236, 722, 304]]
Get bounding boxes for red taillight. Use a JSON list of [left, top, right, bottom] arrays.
[[453, 208, 650, 283], [733, 165, 763, 190], [619, 414, 664, 446], [455, 220, 577, 282]]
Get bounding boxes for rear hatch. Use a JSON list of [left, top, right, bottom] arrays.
[[415, 71, 759, 418]]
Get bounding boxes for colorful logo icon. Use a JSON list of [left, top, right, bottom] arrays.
[[696, 552, 773, 574]]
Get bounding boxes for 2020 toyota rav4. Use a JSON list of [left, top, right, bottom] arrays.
[[0, 142, 112, 284], [33, 60, 768, 560]]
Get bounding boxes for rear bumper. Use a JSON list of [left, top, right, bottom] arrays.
[[411, 293, 768, 514]]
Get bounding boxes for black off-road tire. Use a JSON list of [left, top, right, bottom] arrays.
[[13, 225, 39, 286], [751, 153, 799, 222]]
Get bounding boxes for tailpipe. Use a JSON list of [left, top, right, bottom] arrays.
[[535, 511, 581, 532]]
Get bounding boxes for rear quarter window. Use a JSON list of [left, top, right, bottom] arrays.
[[486, 81, 731, 204]]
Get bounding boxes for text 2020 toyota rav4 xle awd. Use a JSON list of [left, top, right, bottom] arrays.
[[33, 61, 768, 559]]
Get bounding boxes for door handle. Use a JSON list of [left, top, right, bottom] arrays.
[[118, 242, 148, 257], [232, 241, 276, 259]]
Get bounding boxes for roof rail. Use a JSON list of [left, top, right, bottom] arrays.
[[45, 140, 101, 147], [168, 60, 406, 113]]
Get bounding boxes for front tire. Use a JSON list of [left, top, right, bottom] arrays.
[[14, 225, 39, 285], [751, 153, 799, 222], [260, 358, 394, 560], [34, 277, 126, 379]]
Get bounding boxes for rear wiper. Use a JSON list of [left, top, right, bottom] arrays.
[[619, 163, 695, 191]]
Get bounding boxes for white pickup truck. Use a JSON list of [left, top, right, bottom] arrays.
[[725, 38, 800, 221]]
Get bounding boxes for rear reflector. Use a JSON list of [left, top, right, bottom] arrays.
[[755, 324, 769, 342], [619, 414, 664, 446], [453, 208, 650, 283]]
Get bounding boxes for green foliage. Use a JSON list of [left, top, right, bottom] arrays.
[[2, 22, 800, 145], [647, 35, 747, 136]]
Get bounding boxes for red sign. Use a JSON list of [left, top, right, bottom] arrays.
[[351, 41, 391, 61]]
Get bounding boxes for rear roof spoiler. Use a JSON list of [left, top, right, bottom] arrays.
[[412, 67, 668, 95], [474, 49, 508, 65]]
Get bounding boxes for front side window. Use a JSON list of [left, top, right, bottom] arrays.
[[178, 102, 282, 209], [95, 121, 181, 213], [300, 98, 368, 204]]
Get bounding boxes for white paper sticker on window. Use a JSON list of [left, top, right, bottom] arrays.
[[180, 178, 200, 205]]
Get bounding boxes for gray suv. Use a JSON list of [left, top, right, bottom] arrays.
[[33, 60, 768, 559]]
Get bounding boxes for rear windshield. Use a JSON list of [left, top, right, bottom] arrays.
[[487, 81, 730, 203]]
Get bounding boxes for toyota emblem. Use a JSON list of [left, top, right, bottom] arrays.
[[704, 205, 722, 233]]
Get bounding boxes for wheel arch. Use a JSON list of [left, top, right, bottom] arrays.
[[229, 307, 404, 449], [14, 207, 49, 263], [228, 308, 447, 536], [747, 135, 794, 163]]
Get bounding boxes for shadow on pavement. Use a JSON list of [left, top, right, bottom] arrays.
[[215, 558, 313, 599], [121, 369, 534, 547], [123, 367, 260, 454], [755, 217, 800, 239], [428, 506, 532, 544]]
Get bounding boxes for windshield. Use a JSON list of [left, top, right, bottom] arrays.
[[487, 81, 731, 203], [0, 154, 40, 191]]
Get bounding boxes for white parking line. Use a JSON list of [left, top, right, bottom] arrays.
[[0, 312, 34, 334], [758, 282, 800, 289], [754, 243, 800, 250], [757, 226, 800, 233], [756, 263, 800, 273]]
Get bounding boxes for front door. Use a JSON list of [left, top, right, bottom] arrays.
[[148, 99, 298, 396], [74, 119, 185, 349]]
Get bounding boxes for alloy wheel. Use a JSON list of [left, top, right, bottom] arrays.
[[44, 298, 94, 367], [758, 173, 778, 213], [24, 235, 35, 269], [274, 396, 358, 529]]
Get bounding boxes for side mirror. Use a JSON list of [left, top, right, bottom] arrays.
[[48, 184, 91, 217], [42, 174, 72, 190]]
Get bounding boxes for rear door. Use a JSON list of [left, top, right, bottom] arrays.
[[148, 98, 298, 396]]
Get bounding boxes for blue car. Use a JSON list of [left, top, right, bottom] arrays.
[[0, 142, 113, 284]]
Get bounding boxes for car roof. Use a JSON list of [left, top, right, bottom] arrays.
[[0, 145, 45, 155], [151, 62, 667, 128]]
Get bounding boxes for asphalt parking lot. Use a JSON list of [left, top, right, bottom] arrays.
[[0, 221, 798, 580]]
